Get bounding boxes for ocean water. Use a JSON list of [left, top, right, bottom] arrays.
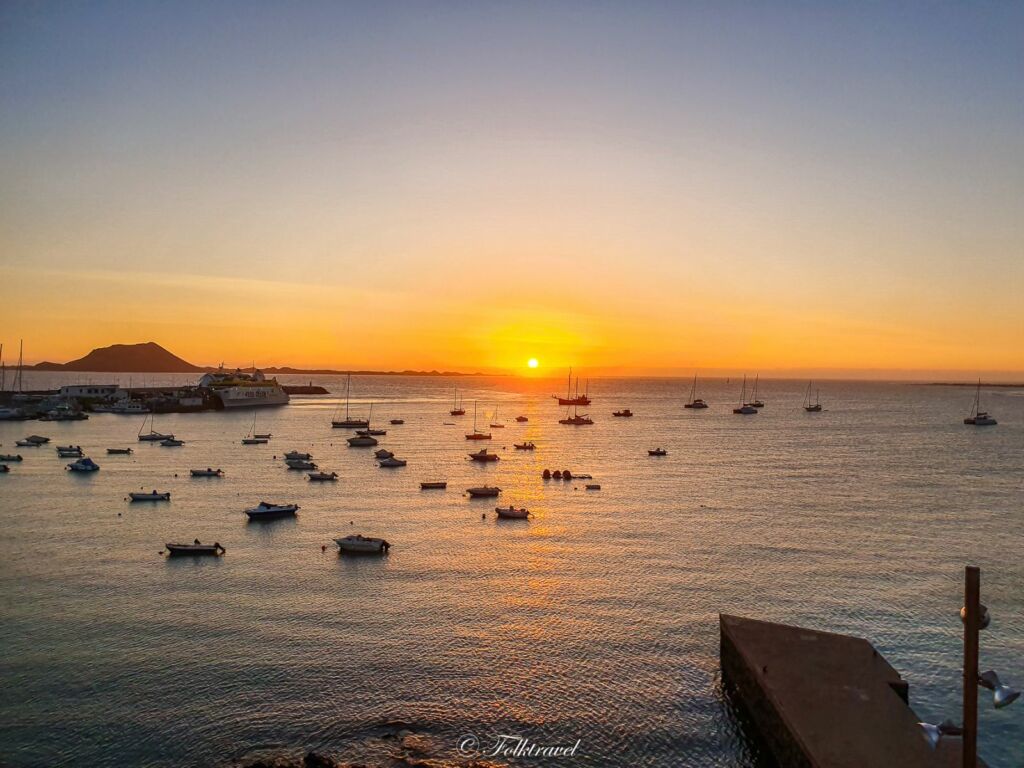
[[1, 374, 1022, 768]]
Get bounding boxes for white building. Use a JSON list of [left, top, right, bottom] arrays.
[[58, 384, 126, 400]]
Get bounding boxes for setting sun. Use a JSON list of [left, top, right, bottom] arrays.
[[527, 358, 539, 369]]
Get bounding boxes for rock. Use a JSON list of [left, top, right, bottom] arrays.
[[303, 752, 336, 768], [400, 734, 432, 754]]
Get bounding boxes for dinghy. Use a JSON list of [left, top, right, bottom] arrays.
[[334, 534, 390, 554], [308, 471, 339, 481], [165, 540, 225, 556], [420, 481, 447, 490], [389, 419, 404, 425], [245, 501, 299, 519], [283, 451, 312, 461], [106, 447, 133, 455], [467, 485, 501, 498], [378, 456, 407, 467], [130, 490, 171, 501], [495, 505, 530, 519], [286, 459, 317, 470], [0, 454, 23, 462], [513, 442, 536, 450], [190, 468, 224, 477]]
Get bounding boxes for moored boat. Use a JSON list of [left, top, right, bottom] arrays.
[[0, 454, 23, 462], [964, 380, 997, 426], [160, 438, 185, 447], [66, 457, 100, 472], [242, 437, 269, 444], [308, 471, 339, 481], [390, 419, 404, 425], [468, 448, 499, 462], [733, 376, 757, 415], [450, 387, 465, 416], [648, 448, 668, 456], [374, 448, 395, 460], [558, 406, 593, 425], [283, 451, 312, 461], [285, 459, 317, 470], [465, 401, 491, 440], [331, 374, 370, 428], [165, 540, 225, 556], [245, 501, 299, 519], [467, 485, 501, 497], [684, 374, 709, 409], [420, 481, 447, 490], [495, 505, 530, 519], [612, 409, 633, 417], [334, 534, 390, 554], [378, 456, 407, 467], [130, 490, 171, 501], [57, 446, 84, 458], [803, 381, 823, 412], [25, 435, 50, 444], [515, 415, 528, 422], [106, 448, 133, 455], [347, 435, 378, 447], [190, 467, 224, 477], [514, 442, 536, 450]]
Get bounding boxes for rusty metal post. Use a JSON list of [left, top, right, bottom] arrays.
[[963, 565, 980, 768]]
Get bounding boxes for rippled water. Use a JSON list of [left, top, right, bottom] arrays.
[[1, 374, 1022, 767]]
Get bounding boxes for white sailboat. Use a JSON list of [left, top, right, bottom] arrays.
[[332, 374, 369, 429], [684, 373, 708, 409], [733, 376, 757, 415], [964, 380, 997, 426], [466, 401, 492, 440], [138, 412, 174, 441], [242, 412, 269, 443], [803, 381, 822, 412]]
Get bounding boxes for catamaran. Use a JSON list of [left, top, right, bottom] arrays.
[[964, 380, 997, 426], [684, 374, 708, 409], [803, 381, 822, 412], [332, 374, 369, 429]]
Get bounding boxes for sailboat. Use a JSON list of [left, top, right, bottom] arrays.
[[138, 412, 174, 441], [733, 376, 757, 415], [489, 405, 504, 429], [332, 374, 369, 428], [964, 380, 997, 426], [749, 374, 765, 408], [242, 412, 269, 443], [559, 404, 594, 425], [553, 368, 591, 406], [356, 403, 387, 435], [450, 388, 466, 416], [684, 373, 708, 409], [803, 381, 822, 412], [465, 402, 492, 440]]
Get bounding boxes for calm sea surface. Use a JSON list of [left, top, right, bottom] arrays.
[[1, 374, 1022, 767]]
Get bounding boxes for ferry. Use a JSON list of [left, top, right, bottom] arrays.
[[199, 366, 289, 409]]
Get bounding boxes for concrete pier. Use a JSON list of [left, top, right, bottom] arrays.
[[721, 614, 973, 767]]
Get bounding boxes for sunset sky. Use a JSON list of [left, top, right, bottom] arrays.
[[1, 2, 1022, 377]]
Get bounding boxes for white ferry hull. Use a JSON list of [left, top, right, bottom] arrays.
[[216, 387, 289, 408]]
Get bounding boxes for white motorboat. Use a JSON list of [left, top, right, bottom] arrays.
[[468, 448, 499, 462], [308, 471, 339, 481], [57, 446, 84, 458], [374, 448, 395, 460], [378, 457, 407, 467], [286, 459, 317, 470], [245, 501, 299, 519], [190, 468, 224, 477], [347, 435, 378, 447], [130, 490, 171, 501], [66, 457, 100, 472], [334, 534, 390, 554], [467, 485, 501, 498], [283, 451, 312, 461], [495, 505, 530, 519], [165, 540, 225, 556]]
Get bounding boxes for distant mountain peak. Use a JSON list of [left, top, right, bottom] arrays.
[[37, 342, 203, 373]]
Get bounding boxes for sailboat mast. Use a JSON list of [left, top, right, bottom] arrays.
[[345, 374, 351, 420]]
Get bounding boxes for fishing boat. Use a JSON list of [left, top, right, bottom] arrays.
[[803, 381, 822, 412], [283, 451, 312, 461], [733, 376, 757, 415], [378, 456, 407, 467], [106, 447, 133, 455], [558, 405, 593, 425], [749, 375, 765, 408], [165, 540, 225, 556], [964, 380, 997, 426], [684, 374, 709, 409], [553, 368, 591, 405], [489, 406, 504, 428], [285, 459, 317, 470], [465, 402, 492, 440], [57, 446, 83, 457], [242, 412, 269, 443], [515, 415, 528, 422], [308, 471, 339, 481], [332, 374, 370, 428], [245, 501, 299, 519], [190, 467, 224, 477], [612, 409, 633, 417], [0, 454, 23, 462], [450, 388, 465, 416], [130, 490, 171, 501], [390, 419, 404, 425], [420, 481, 447, 490], [495, 505, 530, 519], [334, 534, 390, 554], [347, 435, 378, 447], [138, 414, 173, 442], [160, 438, 185, 447], [648, 448, 668, 456], [374, 449, 395, 460], [468, 448, 499, 462], [66, 457, 100, 472], [514, 442, 536, 450], [467, 485, 501, 498]]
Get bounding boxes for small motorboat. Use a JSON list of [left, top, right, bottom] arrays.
[[286, 459, 317, 470], [514, 442, 536, 450], [684, 399, 709, 409], [308, 471, 339, 481], [374, 448, 395, 460], [378, 457, 407, 467], [612, 409, 633, 417], [356, 428, 387, 437], [347, 435, 378, 447], [254, 433, 272, 439], [160, 438, 185, 447], [495, 505, 530, 519], [241, 437, 269, 445], [465, 431, 492, 440], [390, 419, 404, 425], [468, 448, 499, 462], [25, 435, 50, 444], [245, 501, 299, 519], [130, 490, 171, 501], [283, 451, 312, 461], [585, 483, 601, 490], [515, 416, 528, 422], [15, 440, 40, 447], [190, 468, 224, 477], [420, 481, 447, 490], [165, 540, 225, 557], [467, 485, 501, 498], [57, 446, 84, 458], [733, 405, 757, 415], [106, 447, 133, 455], [334, 534, 390, 554], [66, 457, 100, 472], [0, 454, 23, 462], [649, 448, 668, 456]]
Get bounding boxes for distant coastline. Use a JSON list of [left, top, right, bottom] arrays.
[[927, 382, 1024, 388]]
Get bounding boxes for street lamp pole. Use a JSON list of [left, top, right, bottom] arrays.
[[962, 565, 980, 768]]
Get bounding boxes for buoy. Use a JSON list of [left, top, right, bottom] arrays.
[[321, 544, 326, 552]]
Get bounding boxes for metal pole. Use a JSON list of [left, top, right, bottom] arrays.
[[963, 565, 980, 768]]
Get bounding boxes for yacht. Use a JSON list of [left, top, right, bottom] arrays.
[[733, 376, 757, 415], [468, 448, 499, 462], [684, 374, 709, 409], [964, 380, 997, 426], [559, 405, 594, 425], [465, 402, 492, 440], [137, 414, 173, 442], [489, 406, 504, 428], [334, 534, 390, 554], [450, 388, 466, 416], [66, 457, 100, 472], [495, 506, 530, 519], [554, 368, 591, 405], [242, 412, 269, 443], [200, 366, 289, 408], [748, 375, 765, 408], [803, 381, 822, 412], [245, 501, 299, 519], [331, 374, 369, 428]]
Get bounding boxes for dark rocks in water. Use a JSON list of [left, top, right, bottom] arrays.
[[303, 752, 337, 768], [237, 753, 339, 768]]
